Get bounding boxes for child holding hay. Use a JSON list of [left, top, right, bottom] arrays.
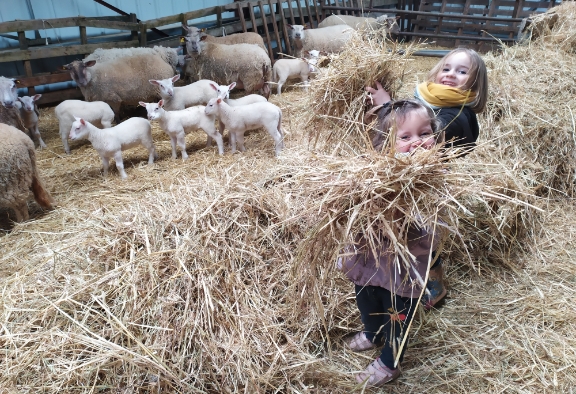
[[339, 99, 443, 387], [365, 48, 488, 309]]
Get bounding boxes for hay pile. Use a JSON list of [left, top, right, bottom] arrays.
[[1, 3, 576, 393]]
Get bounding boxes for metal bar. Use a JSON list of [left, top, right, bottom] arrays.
[[258, 1, 274, 59], [92, 0, 168, 37]]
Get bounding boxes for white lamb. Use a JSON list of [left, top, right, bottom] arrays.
[[272, 58, 316, 95], [148, 75, 218, 111], [318, 14, 400, 36], [69, 117, 156, 179], [139, 100, 224, 159], [17, 94, 46, 149], [288, 24, 353, 57], [204, 97, 284, 156], [55, 100, 115, 154]]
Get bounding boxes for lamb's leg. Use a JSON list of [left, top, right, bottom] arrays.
[[235, 132, 246, 152], [101, 155, 110, 178], [60, 125, 71, 154], [301, 76, 310, 93], [266, 125, 284, 156], [113, 151, 128, 179], [230, 131, 238, 154], [31, 125, 47, 149], [169, 135, 178, 159], [277, 78, 285, 95], [147, 144, 156, 165], [205, 130, 224, 155], [176, 132, 188, 161]]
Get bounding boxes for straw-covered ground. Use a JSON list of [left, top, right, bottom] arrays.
[[1, 3, 576, 393]]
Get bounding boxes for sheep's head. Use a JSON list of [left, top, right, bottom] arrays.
[[69, 117, 88, 140], [211, 82, 236, 100], [0, 76, 20, 108], [63, 60, 96, 87], [376, 15, 400, 37], [149, 75, 179, 98], [139, 100, 164, 121], [17, 94, 41, 112], [183, 26, 207, 54], [204, 97, 221, 116], [288, 24, 306, 41]]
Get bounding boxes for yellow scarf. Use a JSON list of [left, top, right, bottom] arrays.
[[416, 82, 476, 108]]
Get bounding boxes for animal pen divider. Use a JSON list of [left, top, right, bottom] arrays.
[[0, 0, 556, 106]]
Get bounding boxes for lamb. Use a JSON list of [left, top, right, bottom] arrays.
[[139, 100, 224, 159], [288, 24, 353, 57], [148, 75, 218, 111], [0, 76, 26, 133], [62, 46, 177, 120], [68, 117, 156, 179], [184, 31, 271, 95], [0, 123, 54, 222], [17, 94, 46, 149], [318, 14, 400, 36], [204, 97, 284, 156], [272, 58, 316, 95], [182, 25, 267, 52], [55, 100, 115, 154]]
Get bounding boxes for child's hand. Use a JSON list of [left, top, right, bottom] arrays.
[[365, 81, 391, 106]]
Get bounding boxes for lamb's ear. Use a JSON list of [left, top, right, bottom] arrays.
[[149, 79, 160, 86], [32, 94, 42, 101], [158, 99, 164, 107], [200, 35, 208, 42], [17, 97, 23, 103], [216, 98, 222, 104], [80, 118, 86, 126], [287, 24, 293, 29], [172, 74, 180, 82], [138, 101, 147, 107], [228, 82, 236, 90], [182, 24, 190, 32], [209, 83, 218, 91], [84, 60, 96, 67]]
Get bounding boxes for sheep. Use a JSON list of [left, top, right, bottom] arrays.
[[272, 58, 316, 95], [148, 75, 218, 111], [318, 14, 400, 37], [184, 31, 271, 95], [204, 97, 284, 156], [182, 24, 267, 52], [69, 117, 156, 179], [0, 123, 54, 222], [17, 94, 46, 149], [55, 100, 115, 154], [288, 24, 353, 57], [62, 46, 177, 121], [139, 100, 224, 159], [0, 76, 26, 133]]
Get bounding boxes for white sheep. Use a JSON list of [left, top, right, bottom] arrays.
[[288, 24, 353, 57], [272, 58, 316, 95], [62, 46, 177, 120], [139, 100, 224, 159], [183, 25, 267, 52], [0, 123, 54, 222], [184, 32, 271, 94], [204, 97, 284, 156], [69, 117, 156, 179], [318, 14, 400, 36], [17, 94, 46, 149], [148, 75, 218, 111], [55, 100, 115, 154], [0, 76, 26, 133]]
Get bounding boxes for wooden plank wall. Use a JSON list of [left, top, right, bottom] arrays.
[[0, 1, 323, 106]]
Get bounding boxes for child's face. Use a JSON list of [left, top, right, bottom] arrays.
[[434, 51, 472, 89], [395, 110, 436, 153]]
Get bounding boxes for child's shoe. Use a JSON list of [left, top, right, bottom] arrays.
[[345, 332, 382, 352], [423, 263, 447, 310], [356, 358, 401, 386]]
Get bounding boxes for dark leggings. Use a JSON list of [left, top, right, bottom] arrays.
[[355, 284, 419, 370]]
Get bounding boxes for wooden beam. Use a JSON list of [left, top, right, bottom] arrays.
[[258, 1, 274, 60], [277, 0, 292, 56], [237, 2, 248, 32], [249, 4, 258, 33], [0, 40, 140, 63], [304, 1, 314, 27], [268, 0, 283, 60], [16, 72, 72, 88], [37, 88, 84, 106]]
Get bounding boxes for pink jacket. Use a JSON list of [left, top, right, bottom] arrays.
[[339, 225, 440, 298]]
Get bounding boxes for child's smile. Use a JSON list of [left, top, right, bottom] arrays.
[[435, 51, 472, 89]]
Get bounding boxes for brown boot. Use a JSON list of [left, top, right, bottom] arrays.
[[424, 263, 447, 310]]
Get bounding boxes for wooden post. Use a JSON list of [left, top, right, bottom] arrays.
[[277, 0, 292, 56], [287, 0, 296, 25], [304, 0, 314, 27], [258, 1, 274, 60], [216, 6, 223, 28], [312, 0, 322, 24], [18, 31, 35, 94], [129, 13, 138, 41], [268, 0, 282, 59], [237, 2, 247, 32], [249, 4, 258, 33], [139, 22, 147, 47], [79, 26, 87, 44], [296, 0, 306, 26]]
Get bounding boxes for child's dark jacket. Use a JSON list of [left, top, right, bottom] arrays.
[[437, 106, 479, 147]]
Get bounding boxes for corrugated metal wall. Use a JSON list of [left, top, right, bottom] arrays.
[[0, 0, 234, 50]]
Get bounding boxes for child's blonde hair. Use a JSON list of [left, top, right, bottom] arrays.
[[427, 48, 488, 113], [372, 99, 442, 152]]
